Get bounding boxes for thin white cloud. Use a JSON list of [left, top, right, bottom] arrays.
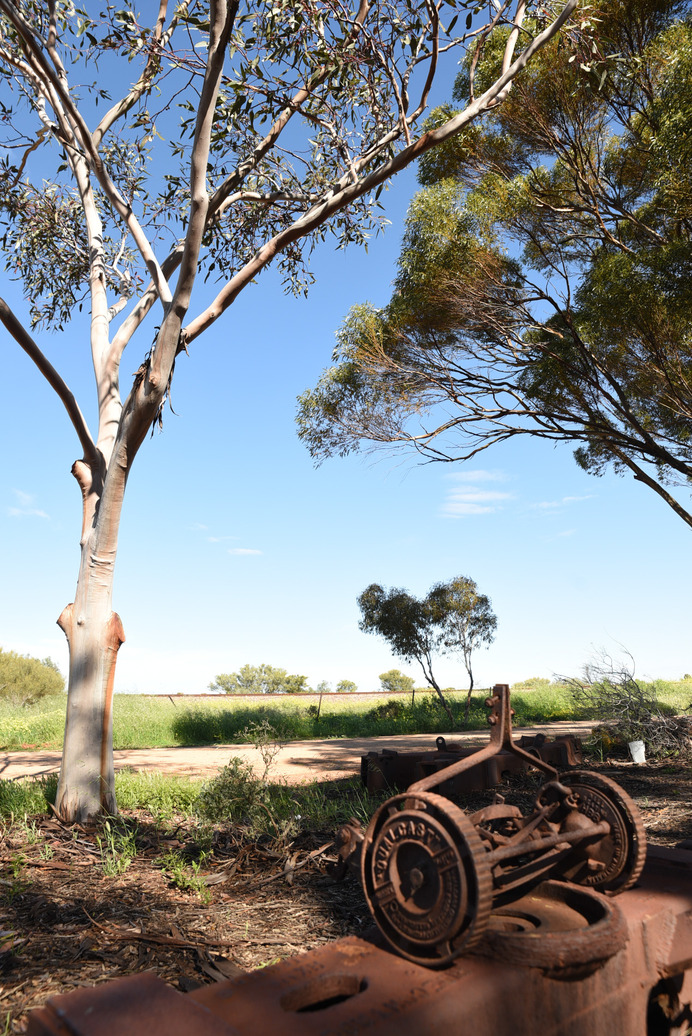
[[441, 471, 513, 517], [530, 494, 593, 512], [8, 489, 49, 519], [207, 535, 237, 543], [227, 548, 262, 556]]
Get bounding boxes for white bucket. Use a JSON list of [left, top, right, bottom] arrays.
[[628, 739, 646, 764]]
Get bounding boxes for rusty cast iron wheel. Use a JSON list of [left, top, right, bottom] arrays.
[[360, 791, 493, 968], [542, 770, 647, 895], [478, 879, 629, 971]]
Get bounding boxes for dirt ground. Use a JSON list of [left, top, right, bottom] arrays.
[[0, 720, 597, 783], [1, 758, 691, 1033]]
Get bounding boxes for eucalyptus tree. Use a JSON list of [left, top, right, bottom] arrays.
[[428, 575, 496, 712], [298, 0, 692, 529], [209, 664, 309, 694], [0, 0, 575, 820], [357, 581, 456, 724], [379, 667, 416, 695], [359, 576, 495, 720]]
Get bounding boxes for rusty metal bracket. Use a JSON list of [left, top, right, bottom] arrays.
[[409, 684, 558, 795]]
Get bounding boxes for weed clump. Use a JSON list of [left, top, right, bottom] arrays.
[[563, 650, 691, 759], [365, 699, 406, 722]]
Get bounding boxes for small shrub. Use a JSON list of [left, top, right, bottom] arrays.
[[242, 719, 285, 780], [563, 650, 691, 759], [366, 699, 406, 722], [0, 649, 64, 706], [195, 757, 265, 824]]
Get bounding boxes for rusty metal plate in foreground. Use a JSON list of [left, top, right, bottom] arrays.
[[28, 848, 692, 1036]]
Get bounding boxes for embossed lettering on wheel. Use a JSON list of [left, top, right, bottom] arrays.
[[371, 811, 466, 945], [361, 792, 493, 966]]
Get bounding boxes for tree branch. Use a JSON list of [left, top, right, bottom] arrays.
[[93, 1, 178, 146], [207, 0, 372, 223], [0, 0, 172, 308], [0, 297, 96, 463], [184, 0, 577, 343], [607, 446, 692, 531]]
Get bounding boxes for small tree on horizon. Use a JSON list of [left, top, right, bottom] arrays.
[[358, 583, 454, 724], [379, 667, 416, 703], [428, 575, 497, 716], [379, 668, 415, 694], [210, 664, 309, 695], [359, 576, 496, 723]]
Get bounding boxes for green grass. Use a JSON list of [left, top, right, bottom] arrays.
[[0, 769, 203, 821], [1, 679, 690, 752], [0, 764, 389, 846]]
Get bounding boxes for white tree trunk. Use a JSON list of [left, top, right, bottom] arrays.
[[56, 599, 124, 819], [55, 468, 126, 821]]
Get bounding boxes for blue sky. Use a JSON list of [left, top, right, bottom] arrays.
[[1, 27, 691, 697], [2, 157, 691, 697]]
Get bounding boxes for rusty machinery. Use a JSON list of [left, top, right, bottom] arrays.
[[361, 730, 582, 795], [27, 684, 692, 1036], [336, 684, 646, 969]]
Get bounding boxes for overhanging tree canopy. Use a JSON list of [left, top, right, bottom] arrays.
[[298, 0, 692, 528], [0, 0, 575, 821]]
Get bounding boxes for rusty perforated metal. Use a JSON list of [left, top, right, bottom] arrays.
[[28, 847, 692, 1036]]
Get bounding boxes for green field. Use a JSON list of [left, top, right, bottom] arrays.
[[1, 679, 690, 751]]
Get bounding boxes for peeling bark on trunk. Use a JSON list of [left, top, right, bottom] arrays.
[[55, 458, 127, 822], [56, 581, 125, 821]]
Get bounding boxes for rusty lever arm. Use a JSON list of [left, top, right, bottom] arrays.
[[485, 820, 611, 865]]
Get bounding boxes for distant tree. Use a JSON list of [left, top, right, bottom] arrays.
[[358, 583, 456, 725], [0, 649, 64, 706], [336, 679, 358, 694], [379, 668, 416, 696], [428, 576, 497, 714], [210, 664, 309, 695]]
